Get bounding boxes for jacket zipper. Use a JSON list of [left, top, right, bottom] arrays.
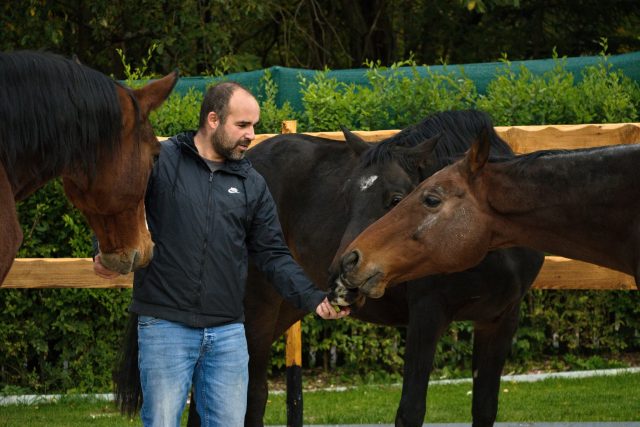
[[198, 172, 215, 300]]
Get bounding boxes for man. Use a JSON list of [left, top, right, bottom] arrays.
[[94, 81, 349, 427]]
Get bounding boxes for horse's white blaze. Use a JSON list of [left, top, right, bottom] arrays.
[[416, 216, 437, 235], [359, 175, 378, 191]]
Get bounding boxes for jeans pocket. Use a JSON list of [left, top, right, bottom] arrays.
[[138, 315, 162, 328]]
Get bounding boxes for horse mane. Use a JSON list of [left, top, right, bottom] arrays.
[[0, 51, 123, 187], [361, 110, 513, 174], [493, 148, 570, 164]]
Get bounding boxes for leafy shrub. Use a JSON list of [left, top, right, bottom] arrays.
[[476, 52, 583, 125], [150, 88, 202, 136], [255, 69, 298, 134], [298, 70, 362, 132], [1, 288, 131, 393], [363, 58, 478, 129], [298, 59, 479, 132], [575, 54, 640, 123], [15, 180, 93, 259], [477, 47, 640, 125]]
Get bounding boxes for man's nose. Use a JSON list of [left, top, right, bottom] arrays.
[[246, 126, 255, 140]]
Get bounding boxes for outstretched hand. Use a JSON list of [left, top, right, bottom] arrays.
[[315, 297, 350, 319]]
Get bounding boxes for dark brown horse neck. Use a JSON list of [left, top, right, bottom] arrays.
[[482, 143, 640, 281]]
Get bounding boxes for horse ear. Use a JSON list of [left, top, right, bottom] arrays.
[[133, 69, 179, 116], [399, 134, 440, 164], [341, 125, 372, 155], [464, 128, 490, 178]]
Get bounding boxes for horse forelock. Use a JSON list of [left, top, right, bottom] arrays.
[[0, 51, 122, 190], [361, 110, 513, 174]]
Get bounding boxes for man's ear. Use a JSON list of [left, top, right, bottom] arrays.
[[208, 111, 220, 130]]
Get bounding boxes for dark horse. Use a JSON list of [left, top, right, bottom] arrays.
[[0, 51, 177, 283], [338, 128, 640, 296], [116, 110, 543, 427]]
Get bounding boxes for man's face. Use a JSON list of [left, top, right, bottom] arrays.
[[211, 90, 260, 161]]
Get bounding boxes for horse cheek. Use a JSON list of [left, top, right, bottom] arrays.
[[438, 205, 488, 273], [133, 201, 154, 269]]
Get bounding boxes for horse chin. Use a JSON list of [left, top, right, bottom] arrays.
[[132, 241, 154, 270], [360, 284, 386, 299], [100, 250, 139, 275], [359, 273, 387, 299]]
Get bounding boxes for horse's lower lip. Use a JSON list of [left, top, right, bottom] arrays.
[[341, 270, 382, 291]]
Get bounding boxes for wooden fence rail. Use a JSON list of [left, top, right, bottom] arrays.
[[3, 255, 636, 290], [5, 122, 640, 290]]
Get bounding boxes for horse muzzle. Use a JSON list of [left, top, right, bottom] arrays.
[[329, 276, 366, 308], [100, 244, 153, 275]]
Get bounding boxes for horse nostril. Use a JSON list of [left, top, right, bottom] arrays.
[[341, 249, 360, 273]]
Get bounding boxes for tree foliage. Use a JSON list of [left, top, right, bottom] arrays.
[[2, 0, 639, 77]]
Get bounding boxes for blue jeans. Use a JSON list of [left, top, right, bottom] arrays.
[[137, 316, 249, 427]]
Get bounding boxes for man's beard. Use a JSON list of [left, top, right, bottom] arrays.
[[211, 127, 247, 161]]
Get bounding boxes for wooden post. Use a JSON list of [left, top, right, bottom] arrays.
[[285, 320, 303, 427], [280, 120, 303, 427], [281, 120, 297, 135]]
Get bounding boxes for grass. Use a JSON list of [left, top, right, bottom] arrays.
[[1, 372, 639, 426]]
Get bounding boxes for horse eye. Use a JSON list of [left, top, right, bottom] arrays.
[[389, 195, 403, 208], [424, 195, 441, 208]]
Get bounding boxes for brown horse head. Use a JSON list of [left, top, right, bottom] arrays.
[[337, 131, 495, 298], [328, 125, 441, 303], [62, 72, 178, 274]]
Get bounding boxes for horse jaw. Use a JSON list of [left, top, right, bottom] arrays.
[[81, 202, 155, 274]]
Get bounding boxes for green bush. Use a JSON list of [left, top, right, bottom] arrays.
[[1, 288, 131, 394], [476, 52, 583, 125], [150, 88, 202, 136], [298, 59, 479, 132], [2, 49, 640, 394], [255, 69, 299, 134]]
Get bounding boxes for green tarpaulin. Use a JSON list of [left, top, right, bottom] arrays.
[[162, 51, 640, 112]]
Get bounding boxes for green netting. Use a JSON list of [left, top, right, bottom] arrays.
[[164, 51, 640, 113]]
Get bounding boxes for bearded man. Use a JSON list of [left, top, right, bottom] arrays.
[[94, 82, 348, 427]]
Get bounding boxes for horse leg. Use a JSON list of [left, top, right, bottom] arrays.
[[0, 168, 21, 285], [245, 314, 281, 427], [186, 392, 201, 426], [395, 290, 451, 427], [470, 303, 521, 427], [114, 313, 143, 416], [244, 268, 304, 427]]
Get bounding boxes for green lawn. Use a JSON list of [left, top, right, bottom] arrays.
[[2, 373, 639, 426]]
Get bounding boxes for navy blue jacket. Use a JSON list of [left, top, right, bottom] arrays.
[[130, 131, 326, 327]]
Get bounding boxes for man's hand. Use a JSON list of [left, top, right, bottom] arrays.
[[93, 254, 122, 279], [315, 297, 350, 319]]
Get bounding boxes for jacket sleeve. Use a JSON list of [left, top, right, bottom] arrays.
[[247, 181, 327, 313]]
